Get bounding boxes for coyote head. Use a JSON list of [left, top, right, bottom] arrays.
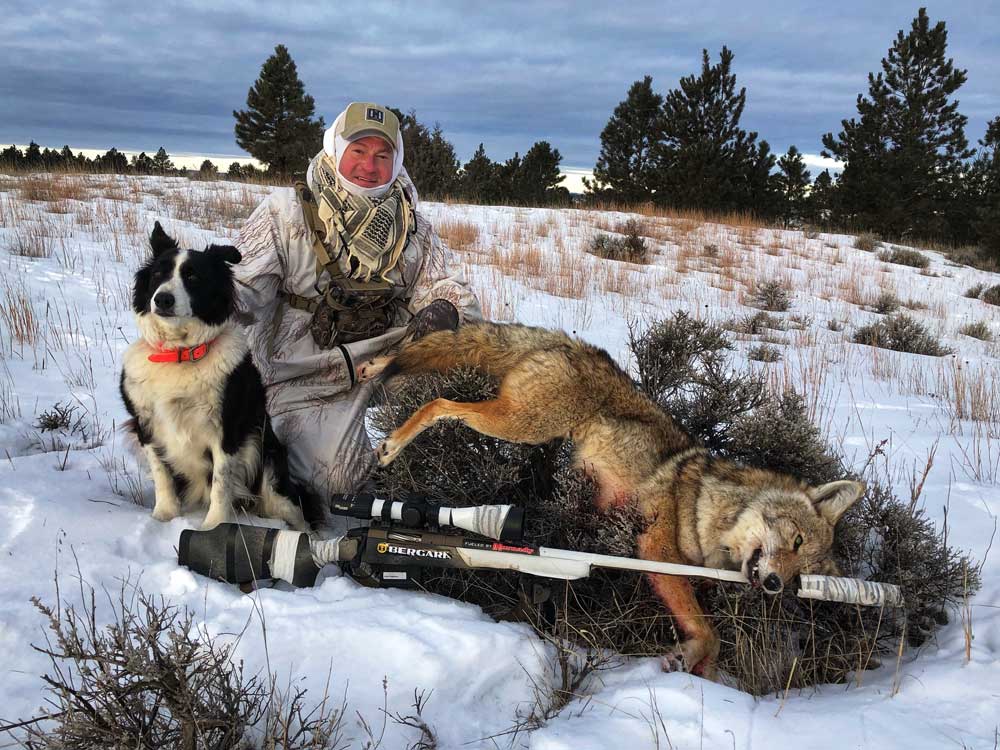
[[721, 480, 865, 594]]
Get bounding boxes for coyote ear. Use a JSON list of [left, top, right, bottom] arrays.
[[206, 244, 242, 265], [150, 221, 178, 257], [809, 480, 865, 526]]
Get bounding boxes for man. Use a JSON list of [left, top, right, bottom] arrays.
[[234, 102, 481, 522]]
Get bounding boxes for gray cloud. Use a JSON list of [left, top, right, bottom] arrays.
[[1, 0, 997, 169]]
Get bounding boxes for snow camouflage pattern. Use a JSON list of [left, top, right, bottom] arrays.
[[234, 171, 481, 511]]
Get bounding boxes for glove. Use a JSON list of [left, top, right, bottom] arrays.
[[405, 299, 459, 341]]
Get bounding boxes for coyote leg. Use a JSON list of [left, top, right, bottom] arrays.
[[638, 519, 720, 679], [377, 396, 536, 465]]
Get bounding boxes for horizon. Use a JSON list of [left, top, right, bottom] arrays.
[[1, 1, 995, 185]]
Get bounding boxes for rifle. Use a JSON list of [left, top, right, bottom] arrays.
[[178, 494, 903, 608]]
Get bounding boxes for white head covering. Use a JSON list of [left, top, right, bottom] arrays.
[[313, 107, 406, 200]]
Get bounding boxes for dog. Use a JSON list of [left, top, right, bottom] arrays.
[[120, 222, 317, 531], [357, 322, 864, 677]]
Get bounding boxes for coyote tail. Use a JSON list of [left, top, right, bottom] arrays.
[[383, 322, 571, 379]]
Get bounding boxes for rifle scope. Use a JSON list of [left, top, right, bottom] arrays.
[[330, 494, 524, 543]]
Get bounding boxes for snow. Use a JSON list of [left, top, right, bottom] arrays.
[[0, 174, 997, 748]]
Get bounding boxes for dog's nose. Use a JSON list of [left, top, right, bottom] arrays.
[[154, 291, 175, 310], [762, 573, 783, 593]]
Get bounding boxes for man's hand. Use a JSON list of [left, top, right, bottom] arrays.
[[405, 299, 459, 341]]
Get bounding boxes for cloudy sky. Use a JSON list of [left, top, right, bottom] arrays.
[[2, 0, 998, 178]]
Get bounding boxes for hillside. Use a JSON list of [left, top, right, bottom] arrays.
[[0, 173, 997, 748]]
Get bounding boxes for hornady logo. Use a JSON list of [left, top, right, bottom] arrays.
[[492, 542, 534, 555], [377, 543, 450, 559], [366, 107, 385, 123]]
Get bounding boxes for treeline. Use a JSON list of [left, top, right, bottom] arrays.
[[0, 142, 260, 181], [232, 45, 570, 204], [586, 8, 999, 258]]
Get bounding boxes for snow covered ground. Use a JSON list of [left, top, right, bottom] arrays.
[[0, 173, 997, 748]]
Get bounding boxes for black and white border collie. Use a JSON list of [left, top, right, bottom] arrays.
[[120, 222, 317, 530]]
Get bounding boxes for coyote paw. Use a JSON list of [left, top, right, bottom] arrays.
[[376, 437, 403, 466], [357, 356, 391, 382], [660, 650, 688, 673]]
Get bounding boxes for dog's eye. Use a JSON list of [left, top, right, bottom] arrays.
[[183, 271, 198, 283], [793, 534, 804, 551]]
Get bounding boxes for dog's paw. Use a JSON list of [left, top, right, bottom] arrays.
[[151, 500, 180, 523], [201, 505, 234, 530], [356, 356, 391, 382], [375, 437, 403, 466]]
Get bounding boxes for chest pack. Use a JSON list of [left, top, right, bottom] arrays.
[[288, 182, 410, 348]]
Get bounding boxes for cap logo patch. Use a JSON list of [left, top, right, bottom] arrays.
[[366, 107, 385, 124]]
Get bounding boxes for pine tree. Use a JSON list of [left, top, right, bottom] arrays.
[[24, 142, 42, 167], [234, 44, 325, 177], [496, 153, 522, 204], [776, 146, 812, 226], [0, 145, 23, 170], [387, 108, 460, 198], [656, 47, 764, 213], [807, 170, 836, 224], [514, 141, 568, 205], [131, 152, 155, 174], [152, 147, 175, 174], [822, 8, 972, 240], [227, 162, 245, 180], [198, 159, 219, 178], [972, 117, 1000, 258], [585, 76, 664, 203], [459, 143, 501, 204], [98, 148, 128, 173]]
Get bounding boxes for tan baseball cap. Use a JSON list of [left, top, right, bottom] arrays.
[[338, 102, 400, 150]]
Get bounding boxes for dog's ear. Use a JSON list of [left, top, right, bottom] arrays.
[[206, 244, 242, 265], [150, 221, 178, 257], [809, 480, 865, 526]]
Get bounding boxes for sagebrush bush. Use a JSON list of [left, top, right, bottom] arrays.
[[872, 292, 900, 315], [964, 283, 986, 299], [748, 344, 782, 362], [981, 284, 1000, 306], [877, 247, 929, 269], [728, 311, 784, 335], [587, 221, 650, 264], [853, 314, 951, 356], [959, 321, 993, 341], [854, 232, 880, 252], [750, 280, 792, 311], [368, 314, 976, 695]]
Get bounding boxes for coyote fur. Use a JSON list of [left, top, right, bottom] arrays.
[[357, 322, 863, 677]]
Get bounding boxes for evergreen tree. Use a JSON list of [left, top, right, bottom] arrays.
[[198, 159, 219, 178], [227, 162, 245, 180], [388, 108, 460, 198], [234, 44, 325, 177], [776, 145, 812, 226], [459, 143, 501, 204], [0, 145, 23, 170], [585, 76, 664, 203], [514, 141, 568, 205], [496, 152, 522, 204], [97, 148, 128, 173], [152, 147, 175, 174], [24, 142, 42, 167], [656, 47, 764, 213], [822, 8, 972, 240], [807, 169, 836, 224], [972, 117, 1000, 257], [131, 152, 155, 174], [59, 146, 75, 168]]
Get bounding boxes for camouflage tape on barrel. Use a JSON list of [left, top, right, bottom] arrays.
[[797, 574, 903, 607]]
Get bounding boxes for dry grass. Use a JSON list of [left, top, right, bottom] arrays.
[[436, 217, 480, 252], [1, 277, 41, 351]]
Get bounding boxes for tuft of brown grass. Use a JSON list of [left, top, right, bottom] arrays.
[[436, 218, 480, 252]]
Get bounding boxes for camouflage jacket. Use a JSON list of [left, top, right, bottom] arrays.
[[233, 175, 481, 399]]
